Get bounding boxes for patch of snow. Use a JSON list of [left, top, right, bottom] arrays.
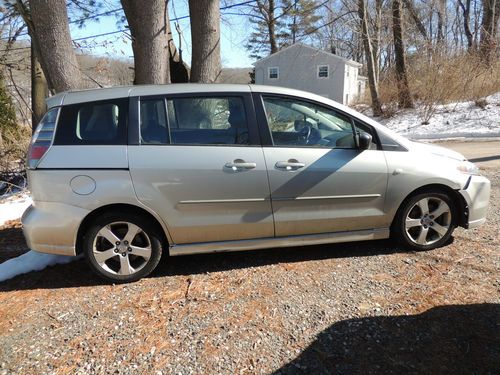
[[0, 194, 32, 226], [371, 92, 500, 140], [0, 251, 80, 283]]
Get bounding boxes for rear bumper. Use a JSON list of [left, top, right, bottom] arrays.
[[22, 202, 90, 256], [459, 175, 491, 229]]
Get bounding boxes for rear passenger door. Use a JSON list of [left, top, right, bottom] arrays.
[[128, 92, 274, 245]]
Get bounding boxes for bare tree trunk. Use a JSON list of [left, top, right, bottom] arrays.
[[121, 0, 170, 84], [372, 0, 383, 83], [458, 0, 474, 49], [479, 0, 500, 64], [268, 0, 278, 53], [392, 0, 413, 108], [14, 1, 47, 128], [358, 0, 382, 116], [402, 0, 429, 41], [436, 0, 445, 48], [29, 0, 84, 92], [189, 0, 221, 83], [31, 44, 47, 130]]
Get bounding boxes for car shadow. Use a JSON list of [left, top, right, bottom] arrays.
[[273, 303, 500, 374], [0, 236, 426, 291]]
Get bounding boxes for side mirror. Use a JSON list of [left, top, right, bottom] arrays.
[[358, 133, 372, 150]]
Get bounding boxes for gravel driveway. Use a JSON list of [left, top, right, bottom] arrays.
[[0, 148, 498, 374]]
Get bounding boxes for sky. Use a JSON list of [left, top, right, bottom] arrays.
[[70, 1, 255, 68]]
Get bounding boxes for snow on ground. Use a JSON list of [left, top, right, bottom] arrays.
[[372, 92, 500, 140], [0, 251, 79, 283], [0, 193, 79, 282], [0, 193, 32, 226]]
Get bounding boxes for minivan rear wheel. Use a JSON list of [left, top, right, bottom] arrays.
[[83, 212, 163, 282], [394, 191, 457, 251]]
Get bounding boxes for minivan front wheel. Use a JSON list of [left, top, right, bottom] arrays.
[[394, 192, 456, 251], [83, 212, 163, 282]]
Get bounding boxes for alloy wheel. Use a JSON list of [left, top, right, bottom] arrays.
[[92, 221, 152, 276], [405, 197, 452, 246]]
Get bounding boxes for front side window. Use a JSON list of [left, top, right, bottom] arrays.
[[262, 96, 356, 148], [268, 67, 279, 79], [168, 97, 249, 145], [54, 99, 128, 145], [318, 65, 329, 78]]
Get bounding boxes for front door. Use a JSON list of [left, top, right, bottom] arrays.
[[128, 93, 274, 244], [257, 94, 389, 237]]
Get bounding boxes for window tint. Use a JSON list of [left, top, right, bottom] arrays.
[[262, 96, 356, 148], [140, 99, 168, 144], [168, 97, 249, 145], [54, 99, 128, 145]]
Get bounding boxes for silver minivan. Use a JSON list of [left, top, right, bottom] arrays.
[[22, 84, 491, 282]]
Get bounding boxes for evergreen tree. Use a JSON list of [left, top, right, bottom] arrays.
[[283, 0, 321, 44], [246, 0, 321, 60]]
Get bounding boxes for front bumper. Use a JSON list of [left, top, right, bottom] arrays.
[[22, 201, 90, 256], [459, 175, 491, 229]]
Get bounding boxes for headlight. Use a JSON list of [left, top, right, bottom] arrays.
[[457, 160, 480, 175]]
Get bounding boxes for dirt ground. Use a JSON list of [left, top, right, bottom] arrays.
[[0, 142, 498, 374]]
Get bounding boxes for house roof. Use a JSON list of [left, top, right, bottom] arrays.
[[253, 43, 363, 68]]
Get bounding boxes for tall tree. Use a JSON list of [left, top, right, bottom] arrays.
[[479, 0, 500, 63], [30, 45, 48, 128], [457, 0, 474, 50], [121, 0, 171, 84], [246, 0, 282, 59], [246, 0, 321, 59], [14, 0, 47, 128], [29, 0, 84, 92], [392, 0, 413, 108], [358, 0, 382, 116], [284, 0, 321, 44], [402, 0, 429, 42], [189, 0, 221, 83]]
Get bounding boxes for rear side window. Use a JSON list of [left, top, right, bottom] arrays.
[[140, 99, 168, 144], [54, 99, 128, 145], [168, 97, 249, 145]]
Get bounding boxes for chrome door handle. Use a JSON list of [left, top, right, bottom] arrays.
[[225, 159, 257, 171], [275, 159, 305, 171]]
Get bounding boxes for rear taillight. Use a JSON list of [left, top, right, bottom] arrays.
[[27, 108, 58, 169]]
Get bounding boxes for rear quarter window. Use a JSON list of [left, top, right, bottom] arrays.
[[54, 99, 128, 145]]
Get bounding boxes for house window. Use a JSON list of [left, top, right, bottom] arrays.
[[317, 65, 329, 78], [346, 68, 349, 77], [268, 67, 279, 79]]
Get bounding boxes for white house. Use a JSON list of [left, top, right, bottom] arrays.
[[253, 43, 366, 105]]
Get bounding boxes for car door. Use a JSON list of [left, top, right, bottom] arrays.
[[128, 92, 274, 244], [255, 94, 389, 237]]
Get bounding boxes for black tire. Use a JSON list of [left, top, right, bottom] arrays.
[[83, 211, 163, 283], [393, 191, 457, 251]]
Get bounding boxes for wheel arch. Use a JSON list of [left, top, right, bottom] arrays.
[[75, 203, 170, 255], [390, 183, 468, 235]]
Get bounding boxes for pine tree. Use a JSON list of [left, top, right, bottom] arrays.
[[246, 0, 321, 60], [283, 0, 321, 44]]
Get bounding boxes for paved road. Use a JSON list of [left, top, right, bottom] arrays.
[[437, 140, 500, 168]]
